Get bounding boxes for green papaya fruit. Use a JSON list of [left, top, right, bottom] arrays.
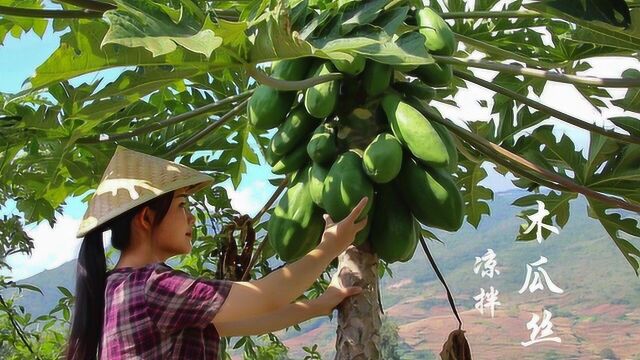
[[353, 201, 373, 246], [394, 64, 419, 72], [382, 93, 451, 169], [272, 143, 310, 175], [270, 105, 321, 156], [396, 155, 464, 231], [404, 96, 458, 172], [308, 162, 329, 208], [393, 80, 436, 101], [267, 167, 325, 262], [248, 58, 310, 130], [331, 54, 366, 76], [307, 123, 338, 165], [322, 150, 374, 223], [363, 60, 392, 97], [415, 8, 456, 55], [370, 182, 418, 263], [362, 133, 403, 184], [410, 63, 453, 88], [264, 141, 282, 167], [305, 61, 340, 118]]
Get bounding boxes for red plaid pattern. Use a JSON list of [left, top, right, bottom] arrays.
[[100, 262, 232, 359]]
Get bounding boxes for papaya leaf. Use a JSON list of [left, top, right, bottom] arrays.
[[22, 21, 229, 94], [456, 159, 493, 229], [586, 199, 640, 276], [612, 69, 640, 113], [88, 66, 201, 101], [527, 0, 631, 27], [512, 190, 577, 242], [525, 1, 640, 50], [340, 0, 388, 35], [102, 0, 222, 58], [609, 116, 640, 137], [530, 125, 586, 180]]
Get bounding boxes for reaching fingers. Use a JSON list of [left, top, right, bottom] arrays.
[[347, 196, 369, 222]]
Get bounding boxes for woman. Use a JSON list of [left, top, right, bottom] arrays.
[[64, 145, 368, 359]]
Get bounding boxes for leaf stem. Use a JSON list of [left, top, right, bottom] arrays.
[[76, 90, 254, 144], [439, 10, 541, 19], [0, 5, 103, 18], [411, 99, 640, 213], [241, 178, 289, 281], [164, 98, 249, 159], [0, 295, 40, 359], [454, 70, 640, 146], [453, 33, 562, 70], [54, 0, 115, 12], [245, 65, 343, 91], [435, 55, 640, 88]]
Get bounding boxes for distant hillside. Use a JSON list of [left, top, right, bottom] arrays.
[[5, 188, 640, 359]]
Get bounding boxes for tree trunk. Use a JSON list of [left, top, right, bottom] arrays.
[[334, 242, 382, 359]]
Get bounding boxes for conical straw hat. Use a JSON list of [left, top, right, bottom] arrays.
[[76, 145, 215, 238]]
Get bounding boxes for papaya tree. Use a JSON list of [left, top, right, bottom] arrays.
[[1, 0, 639, 359]]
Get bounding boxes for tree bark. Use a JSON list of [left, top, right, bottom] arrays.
[[335, 242, 382, 359]]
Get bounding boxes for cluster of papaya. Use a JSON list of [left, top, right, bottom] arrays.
[[256, 8, 465, 263]]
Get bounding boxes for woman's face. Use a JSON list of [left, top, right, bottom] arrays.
[[152, 186, 196, 257]]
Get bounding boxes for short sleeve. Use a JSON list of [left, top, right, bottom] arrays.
[[144, 265, 232, 333]]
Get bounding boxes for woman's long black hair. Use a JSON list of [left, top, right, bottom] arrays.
[[65, 190, 175, 360]]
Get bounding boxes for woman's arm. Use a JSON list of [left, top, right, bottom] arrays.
[[213, 197, 369, 324], [214, 298, 327, 337]]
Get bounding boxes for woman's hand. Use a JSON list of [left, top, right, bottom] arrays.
[[320, 196, 369, 251], [314, 267, 363, 316]]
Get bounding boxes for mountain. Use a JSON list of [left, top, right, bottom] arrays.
[[5, 188, 640, 359]]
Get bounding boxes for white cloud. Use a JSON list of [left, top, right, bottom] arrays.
[[222, 179, 275, 217], [1, 213, 86, 281]]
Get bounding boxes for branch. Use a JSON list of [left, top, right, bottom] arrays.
[[242, 178, 289, 281], [164, 99, 249, 158], [0, 5, 102, 18], [54, 0, 115, 12], [408, 98, 640, 213], [245, 65, 344, 91], [439, 10, 540, 19], [434, 55, 640, 88], [76, 90, 254, 144], [453, 33, 562, 70], [0, 295, 39, 359], [454, 70, 640, 146]]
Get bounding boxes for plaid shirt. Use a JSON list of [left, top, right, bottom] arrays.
[[100, 262, 232, 359]]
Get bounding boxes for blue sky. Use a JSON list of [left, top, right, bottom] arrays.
[[0, 22, 637, 281]]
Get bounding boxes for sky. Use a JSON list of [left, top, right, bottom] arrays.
[[0, 20, 637, 281]]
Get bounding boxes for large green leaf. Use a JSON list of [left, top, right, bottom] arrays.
[[102, 0, 222, 57], [612, 69, 640, 113], [587, 199, 640, 276], [525, 0, 640, 51], [22, 21, 231, 93], [456, 158, 494, 229], [513, 190, 577, 242]]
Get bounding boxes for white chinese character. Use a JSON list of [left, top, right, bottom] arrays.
[[518, 256, 564, 294], [523, 200, 560, 243], [474, 248, 500, 278], [473, 286, 501, 318], [521, 309, 561, 347]]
